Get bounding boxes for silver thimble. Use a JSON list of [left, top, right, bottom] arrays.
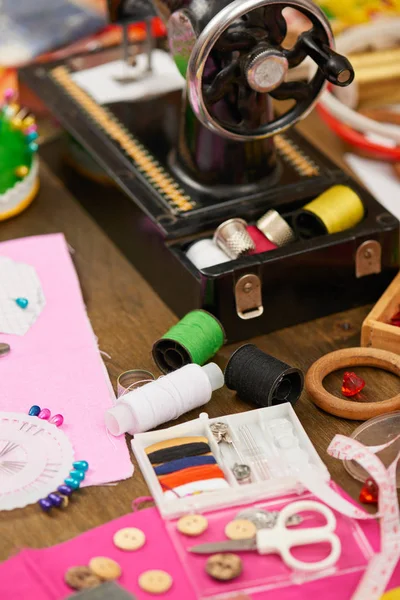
[[257, 210, 295, 247], [213, 218, 255, 260]]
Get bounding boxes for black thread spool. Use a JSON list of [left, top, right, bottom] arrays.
[[225, 344, 304, 407]]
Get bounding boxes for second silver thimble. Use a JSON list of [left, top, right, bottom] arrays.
[[257, 210, 295, 247], [213, 218, 255, 260]]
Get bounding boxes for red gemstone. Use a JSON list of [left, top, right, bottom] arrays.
[[342, 372, 366, 397], [390, 311, 400, 327], [359, 478, 378, 505]]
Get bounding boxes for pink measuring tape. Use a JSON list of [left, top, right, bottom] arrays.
[[299, 434, 400, 600]]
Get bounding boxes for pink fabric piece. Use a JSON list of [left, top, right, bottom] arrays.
[[0, 493, 398, 599], [0, 234, 133, 486]]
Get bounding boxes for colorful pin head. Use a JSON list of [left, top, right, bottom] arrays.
[[26, 131, 38, 142], [28, 142, 39, 153], [73, 460, 89, 472], [28, 405, 41, 416], [64, 478, 80, 490], [15, 166, 29, 179], [4, 88, 15, 101], [49, 414, 64, 427], [15, 298, 29, 309], [38, 408, 51, 420], [70, 470, 85, 481], [22, 116, 35, 128]]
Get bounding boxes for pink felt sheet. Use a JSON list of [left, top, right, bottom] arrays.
[[0, 500, 398, 600], [0, 234, 133, 486]]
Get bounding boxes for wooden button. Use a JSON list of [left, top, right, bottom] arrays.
[[88, 557, 122, 581], [177, 514, 208, 537], [113, 527, 146, 551], [225, 519, 257, 540], [64, 566, 102, 590], [138, 569, 173, 594], [206, 554, 243, 581]]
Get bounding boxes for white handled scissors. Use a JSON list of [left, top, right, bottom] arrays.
[[189, 500, 342, 572]]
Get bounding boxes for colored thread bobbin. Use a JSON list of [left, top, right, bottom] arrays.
[[295, 185, 365, 238], [147, 442, 212, 465], [159, 464, 225, 489], [152, 310, 225, 373], [225, 344, 304, 408], [154, 455, 217, 476]]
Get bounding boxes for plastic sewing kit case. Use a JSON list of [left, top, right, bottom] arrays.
[[21, 55, 400, 343], [132, 403, 374, 598]]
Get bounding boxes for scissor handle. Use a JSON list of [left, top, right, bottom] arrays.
[[257, 500, 342, 572]]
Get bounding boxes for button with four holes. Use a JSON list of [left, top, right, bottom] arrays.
[[138, 569, 173, 594], [177, 514, 208, 537], [113, 527, 146, 551], [206, 553, 243, 581], [225, 519, 257, 540], [64, 566, 102, 590]]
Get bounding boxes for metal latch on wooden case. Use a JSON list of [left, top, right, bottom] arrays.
[[235, 274, 264, 320]]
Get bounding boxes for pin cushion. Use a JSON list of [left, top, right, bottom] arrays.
[[0, 90, 39, 221]]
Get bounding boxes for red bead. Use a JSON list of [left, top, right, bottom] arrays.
[[359, 478, 378, 505], [341, 371, 365, 397], [390, 311, 400, 327]]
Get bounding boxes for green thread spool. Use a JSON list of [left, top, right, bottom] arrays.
[[152, 310, 225, 373]]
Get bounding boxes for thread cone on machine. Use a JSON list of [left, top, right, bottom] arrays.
[[224, 344, 304, 407], [213, 218, 255, 260]]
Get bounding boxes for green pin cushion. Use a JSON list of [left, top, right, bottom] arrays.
[[152, 310, 226, 373], [0, 99, 39, 221]]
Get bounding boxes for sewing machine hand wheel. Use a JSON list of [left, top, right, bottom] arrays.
[[171, 0, 354, 142]]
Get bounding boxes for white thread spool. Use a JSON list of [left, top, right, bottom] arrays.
[[105, 363, 224, 435], [186, 239, 231, 270]]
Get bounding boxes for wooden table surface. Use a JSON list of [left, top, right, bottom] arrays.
[[0, 112, 397, 562]]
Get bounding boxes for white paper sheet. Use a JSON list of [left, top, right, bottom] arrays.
[[71, 50, 184, 105], [345, 154, 400, 220], [0, 257, 45, 336]]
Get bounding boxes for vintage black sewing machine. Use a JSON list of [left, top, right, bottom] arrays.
[[22, 0, 399, 341]]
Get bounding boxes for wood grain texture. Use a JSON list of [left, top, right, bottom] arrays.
[[0, 113, 397, 562], [361, 271, 400, 354]]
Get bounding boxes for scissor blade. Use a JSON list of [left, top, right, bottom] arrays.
[[189, 539, 257, 554]]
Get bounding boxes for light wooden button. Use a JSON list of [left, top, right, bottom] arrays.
[[64, 566, 102, 590], [113, 527, 146, 551], [206, 553, 243, 581], [177, 514, 208, 537], [88, 557, 122, 581], [138, 570, 173, 595], [225, 519, 257, 540]]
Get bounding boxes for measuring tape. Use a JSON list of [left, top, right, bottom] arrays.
[[298, 434, 400, 600]]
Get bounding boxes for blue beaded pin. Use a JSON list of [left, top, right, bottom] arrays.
[[38, 460, 89, 512]]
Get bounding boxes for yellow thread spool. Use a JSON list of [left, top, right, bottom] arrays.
[[295, 185, 365, 238]]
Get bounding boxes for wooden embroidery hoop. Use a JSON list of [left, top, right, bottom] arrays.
[[306, 347, 400, 420]]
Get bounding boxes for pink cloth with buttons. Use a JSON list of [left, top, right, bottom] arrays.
[[0, 494, 399, 599], [0, 234, 133, 486]]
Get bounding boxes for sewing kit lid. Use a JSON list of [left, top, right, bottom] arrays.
[[131, 403, 330, 520]]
